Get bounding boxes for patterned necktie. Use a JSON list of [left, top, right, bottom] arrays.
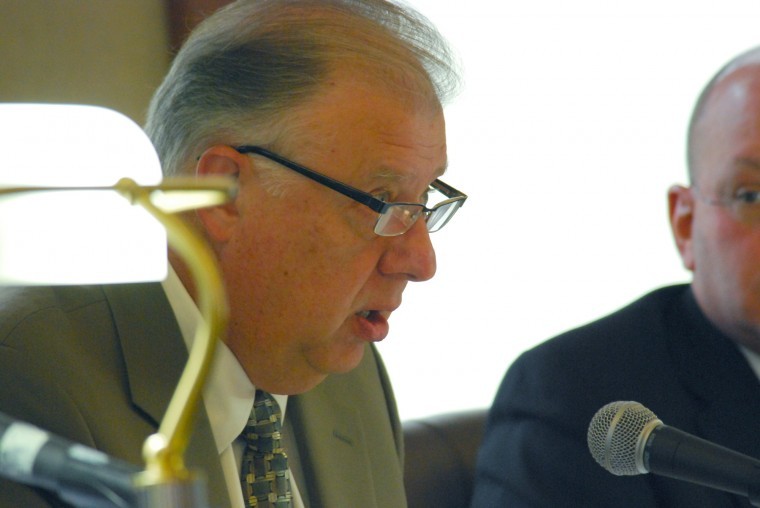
[[240, 390, 293, 508]]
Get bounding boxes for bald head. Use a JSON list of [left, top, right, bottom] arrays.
[[672, 45, 760, 354], [687, 46, 760, 183]]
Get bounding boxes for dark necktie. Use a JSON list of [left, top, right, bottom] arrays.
[[240, 390, 293, 507]]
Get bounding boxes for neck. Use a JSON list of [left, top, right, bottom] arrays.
[[169, 248, 198, 304]]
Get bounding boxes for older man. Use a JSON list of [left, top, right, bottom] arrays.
[[471, 46, 760, 508], [0, 1, 464, 506]]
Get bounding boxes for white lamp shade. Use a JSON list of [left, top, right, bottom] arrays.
[[0, 103, 167, 285]]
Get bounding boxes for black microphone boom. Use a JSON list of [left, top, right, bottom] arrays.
[[0, 411, 139, 508], [587, 401, 760, 507]]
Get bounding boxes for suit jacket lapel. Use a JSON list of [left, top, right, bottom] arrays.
[[104, 283, 184, 424], [102, 283, 231, 507], [287, 344, 405, 507], [290, 390, 377, 506], [670, 289, 760, 461]]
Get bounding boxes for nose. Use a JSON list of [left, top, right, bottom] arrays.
[[378, 218, 437, 281]]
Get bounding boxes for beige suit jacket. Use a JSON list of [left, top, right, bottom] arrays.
[[0, 283, 405, 507]]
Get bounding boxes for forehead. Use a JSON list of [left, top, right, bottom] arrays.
[[693, 65, 760, 185], [276, 70, 447, 182]]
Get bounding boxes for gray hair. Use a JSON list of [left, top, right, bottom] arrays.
[[144, 0, 461, 177], [686, 45, 760, 181]]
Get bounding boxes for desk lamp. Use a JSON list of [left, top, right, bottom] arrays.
[[0, 103, 234, 507]]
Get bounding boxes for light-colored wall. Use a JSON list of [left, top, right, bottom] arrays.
[[382, 0, 760, 420], [1, 0, 170, 125]]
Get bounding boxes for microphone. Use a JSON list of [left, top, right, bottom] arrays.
[[587, 401, 760, 506], [0, 411, 139, 508]]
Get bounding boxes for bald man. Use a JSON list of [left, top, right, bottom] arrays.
[[471, 46, 760, 508]]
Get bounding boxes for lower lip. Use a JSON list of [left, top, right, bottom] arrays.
[[354, 312, 390, 342]]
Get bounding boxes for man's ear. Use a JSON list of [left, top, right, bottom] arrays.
[[195, 145, 249, 242], [668, 184, 695, 271]]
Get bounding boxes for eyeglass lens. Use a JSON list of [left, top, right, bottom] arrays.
[[374, 200, 462, 236]]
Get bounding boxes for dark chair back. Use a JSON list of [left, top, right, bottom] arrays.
[[403, 409, 488, 508]]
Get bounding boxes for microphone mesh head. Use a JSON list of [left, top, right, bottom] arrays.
[[587, 401, 659, 475]]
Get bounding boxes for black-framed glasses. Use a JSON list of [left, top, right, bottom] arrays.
[[234, 145, 467, 236]]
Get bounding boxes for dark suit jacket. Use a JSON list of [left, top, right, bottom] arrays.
[[0, 283, 405, 507], [471, 284, 760, 508]]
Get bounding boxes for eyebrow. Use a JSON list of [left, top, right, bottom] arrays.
[[436, 160, 449, 178], [733, 157, 760, 171], [372, 160, 449, 185]]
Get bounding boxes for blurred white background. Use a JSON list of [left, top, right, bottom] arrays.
[[379, 0, 760, 421], [5, 0, 760, 423]]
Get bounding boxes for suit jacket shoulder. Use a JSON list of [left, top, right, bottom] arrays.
[[0, 284, 228, 507], [0, 284, 405, 507], [471, 284, 760, 508]]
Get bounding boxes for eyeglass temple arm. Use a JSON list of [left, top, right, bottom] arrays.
[[431, 178, 467, 202], [234, 145, 389, 213]]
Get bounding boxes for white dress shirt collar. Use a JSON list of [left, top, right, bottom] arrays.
[[161, 267, 301, 508], [160, 266, 289, 452], [738, 343, 760, 382]]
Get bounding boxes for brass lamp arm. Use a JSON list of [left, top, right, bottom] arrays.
[[0, 176, 234, 505], [122, 181, 230, 489]]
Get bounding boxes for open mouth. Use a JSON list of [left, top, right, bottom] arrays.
[[354, 309, 390, 341], [357, 310, 375, 320]]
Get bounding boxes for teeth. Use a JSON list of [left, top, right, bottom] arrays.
[[358, 310, 371, 319]]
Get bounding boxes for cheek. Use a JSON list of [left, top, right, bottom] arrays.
[[694, 218, 760, 292], [299, 237, 383, 309], [295, 204, 382, 286], [223, 206, 380, 319]]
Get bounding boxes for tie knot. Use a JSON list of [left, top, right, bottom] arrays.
[[243, 390, 283, 452], [254, 390, 282, 426]]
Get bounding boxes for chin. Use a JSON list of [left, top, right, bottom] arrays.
[[281, 349, 365, 395], [310, 341, 367, 376], [336, 341, 368, 372]]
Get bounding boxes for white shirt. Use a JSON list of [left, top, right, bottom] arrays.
[[738, 343, 760, 381], [162, 267, 304, 508]]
